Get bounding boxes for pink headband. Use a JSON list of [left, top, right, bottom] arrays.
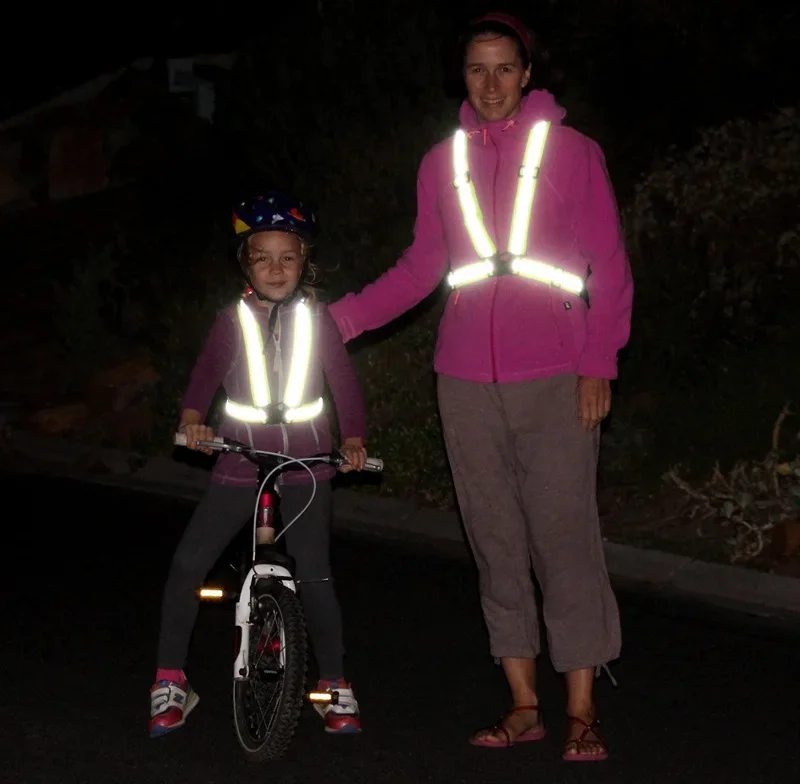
[[470, 12, 533, 61]]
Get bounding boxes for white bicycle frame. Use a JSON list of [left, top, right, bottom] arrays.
[[174, 432, 384, 683], [233, 562, 296, 680]]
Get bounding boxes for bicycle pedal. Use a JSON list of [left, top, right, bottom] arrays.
[[307, 690, 340, 706], [197, 586, 235, 601]]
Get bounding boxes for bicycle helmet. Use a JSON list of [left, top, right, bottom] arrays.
[[232, 190, 317, 243]]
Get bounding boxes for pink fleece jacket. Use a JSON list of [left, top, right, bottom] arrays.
[[330, 90, 633, 382]]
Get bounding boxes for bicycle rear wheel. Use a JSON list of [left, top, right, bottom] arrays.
[[232, 579, 307, 762]]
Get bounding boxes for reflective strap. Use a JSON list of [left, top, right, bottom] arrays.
[[450, 121, 556, 289], [283, 301, 312, 409], [453, 130, 496, 260], [284, 397, 324, 423], [224, 397, 324, 425], [225, 399, 268, 424], [237, 300, 270, 407], [508, 121, 550, 257], [447, 257, 584, 294], [511, 257, 584, 294], [446, 260, 494, 288], [235, 297, 315, 414]]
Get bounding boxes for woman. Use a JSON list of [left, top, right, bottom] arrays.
[[330, 12, 633, 761]]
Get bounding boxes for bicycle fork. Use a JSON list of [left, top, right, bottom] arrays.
[[232, 565, 297, 679]]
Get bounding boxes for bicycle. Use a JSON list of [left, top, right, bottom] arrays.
[[173, 432, 384, 762]]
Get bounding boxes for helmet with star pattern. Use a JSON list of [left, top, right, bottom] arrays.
[[232, 190, 317, 243]]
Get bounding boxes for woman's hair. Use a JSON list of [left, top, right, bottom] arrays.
[[461, 18, 532, 69], [458, 14, 563, 95]]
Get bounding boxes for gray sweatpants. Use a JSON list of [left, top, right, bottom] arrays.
[[438, 373, 621, 673], [157, 480, 346, 680]]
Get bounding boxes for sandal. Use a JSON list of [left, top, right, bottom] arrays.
[[469, 704, 546, 748], [562, 716, 609, 762]]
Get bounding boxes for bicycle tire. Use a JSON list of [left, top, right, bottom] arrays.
[[232, 578, 307, 762]]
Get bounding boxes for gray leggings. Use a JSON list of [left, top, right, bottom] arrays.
[[156, 479, 345, 680]]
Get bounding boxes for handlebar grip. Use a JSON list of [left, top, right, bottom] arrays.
[[173, 433, 225, 447], [364, 457, 384, 472]]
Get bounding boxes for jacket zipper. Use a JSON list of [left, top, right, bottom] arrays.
[[272, 310, 289, 455], [488, 131, 499, 382]]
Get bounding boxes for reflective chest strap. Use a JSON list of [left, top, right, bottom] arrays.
[[239, 299, 270, 408], [226, 298, 324, 424], [447, 122, 585, 296], [508, 120, 550, 258], [452, 128, 496, 261], [283, 301, 312, 410]]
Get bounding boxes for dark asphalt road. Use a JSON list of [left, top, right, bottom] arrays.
[[4, 472, 799, 784]]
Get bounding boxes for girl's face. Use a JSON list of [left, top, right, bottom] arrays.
[[464, 34, 530, 123], [246, 230, 304, 302]]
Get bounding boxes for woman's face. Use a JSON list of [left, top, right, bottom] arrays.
[[245, 230, 304, 302], [464, 33, 531, 123]]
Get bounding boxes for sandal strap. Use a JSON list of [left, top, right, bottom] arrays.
[[565, 716, 605, 750], [475, 705, 542, 747], [492, 723, 512, 747], [567, 715, 598, 730]]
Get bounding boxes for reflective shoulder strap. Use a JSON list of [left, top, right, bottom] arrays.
[[453, 130, 496, 260], [283, 299, 313, 409], [237, 299, 270, 407], [508, 120, 551, 258]]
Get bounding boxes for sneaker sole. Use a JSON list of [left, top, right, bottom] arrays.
[[149, 690, 200, 738], [313, 698, 361, 734], [325, 724, 362, 735], [324, 715, 362, 735]]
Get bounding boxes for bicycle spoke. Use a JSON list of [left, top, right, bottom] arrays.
[[233, 582, 306, 761]]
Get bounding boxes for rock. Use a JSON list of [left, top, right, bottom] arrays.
[[29, 403, 89, 435], [88, 354, 159, 390], [771, 556, 800, 579], [770, 520, 800, 559], [86, 352, 160, 413], [105, 400, 154, 451], [24, 353, 160, 448]]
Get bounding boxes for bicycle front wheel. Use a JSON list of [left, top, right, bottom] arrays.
[[232, 579, 307, 762]]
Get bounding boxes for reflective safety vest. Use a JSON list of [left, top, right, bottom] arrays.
[[225, 297, 324, 425], [446, 121, 585, 296]]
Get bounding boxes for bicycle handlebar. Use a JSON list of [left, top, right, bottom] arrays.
[[174, 433, 225, 446], [173, 432, 384, 473]]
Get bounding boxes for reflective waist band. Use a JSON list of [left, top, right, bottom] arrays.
[[447, 257, 584, 295], [225, 397, 324, 425]]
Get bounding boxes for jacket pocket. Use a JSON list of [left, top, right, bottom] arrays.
[[552, 293, 587, 356]]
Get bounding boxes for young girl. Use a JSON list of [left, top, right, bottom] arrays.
[[149, 190, 368, 737]]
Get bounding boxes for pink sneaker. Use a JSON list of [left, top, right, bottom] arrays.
[[148, 679, 199, 737], [313, 680, 361, 734]]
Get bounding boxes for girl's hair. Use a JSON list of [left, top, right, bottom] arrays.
[[298, 246, 319, 302], [237, 232, 320, 301], [458, 15, 563, 95]]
